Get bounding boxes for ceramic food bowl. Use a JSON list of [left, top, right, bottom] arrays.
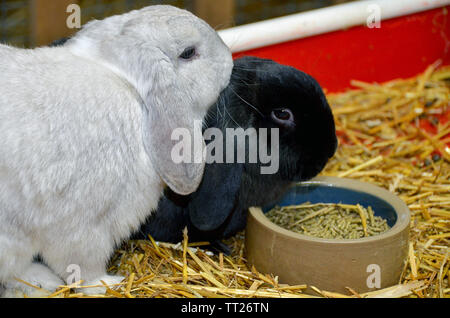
[[245, 176, 410, 294]]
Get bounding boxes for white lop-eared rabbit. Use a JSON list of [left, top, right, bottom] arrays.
[[0, 5, 232, 296]]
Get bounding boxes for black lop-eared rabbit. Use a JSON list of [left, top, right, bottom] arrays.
[[135, 56, 338, 253]]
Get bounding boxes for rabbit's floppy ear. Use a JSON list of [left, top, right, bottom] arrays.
[[122, 47, 207, 196], [188, 162, 244, 231], [67, 37, 207, 194], [142, 91, 206, 195]]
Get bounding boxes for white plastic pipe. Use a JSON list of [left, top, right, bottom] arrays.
[[219, 0, 450, 53]]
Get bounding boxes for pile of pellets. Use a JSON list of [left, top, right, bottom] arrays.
[[266, 203, 391, 239]]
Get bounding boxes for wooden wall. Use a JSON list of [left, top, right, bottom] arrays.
[[22, 0, 355, 47], [193, 0, 235, 30], [29, 0, 79, 47], [27, 0, 236, 47]]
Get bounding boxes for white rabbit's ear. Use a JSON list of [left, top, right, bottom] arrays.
[[136, 57, 206, 196], [143, 104, 206, 195], [69, 39, 208, 195]]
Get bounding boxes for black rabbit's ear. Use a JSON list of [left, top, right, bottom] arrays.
[[188, 162, 243, 231]]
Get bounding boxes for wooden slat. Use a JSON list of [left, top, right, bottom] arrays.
[[29, 0, 79, 47], [193, 0, 235, 30]]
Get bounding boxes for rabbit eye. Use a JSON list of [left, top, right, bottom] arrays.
[[271, 108, 295, 128], [179, 46, 196, 60]]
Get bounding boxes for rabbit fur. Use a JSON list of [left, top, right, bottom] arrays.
[[0, 5, 233, 296], [136, 56, 338, 253]]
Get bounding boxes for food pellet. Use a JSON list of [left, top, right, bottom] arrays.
[[265, 202, 391, 239]]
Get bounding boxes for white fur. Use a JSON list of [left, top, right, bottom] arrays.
[[2, 263, 65, 298], [76, 274, 126, 296], [0, 5, 232, 297]]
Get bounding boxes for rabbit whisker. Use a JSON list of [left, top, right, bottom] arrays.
[[216, 93, 226, 121], [229, 86, 264, 117], [212, 90, 240, 128], [219, 94, 227, 121], [224, 105, 242, 129], [233, 66, 272, 74]]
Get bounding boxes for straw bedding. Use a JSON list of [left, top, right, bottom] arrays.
[[26, 64, 450, 298]]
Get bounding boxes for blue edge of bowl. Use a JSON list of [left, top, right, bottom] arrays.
[[262, 184, 398, 228]]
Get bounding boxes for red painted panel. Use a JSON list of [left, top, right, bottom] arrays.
[[234, 7, 450, 93]]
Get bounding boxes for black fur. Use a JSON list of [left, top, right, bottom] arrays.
[[134, 56, 338, 253], [49, 38, 70, 46]]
